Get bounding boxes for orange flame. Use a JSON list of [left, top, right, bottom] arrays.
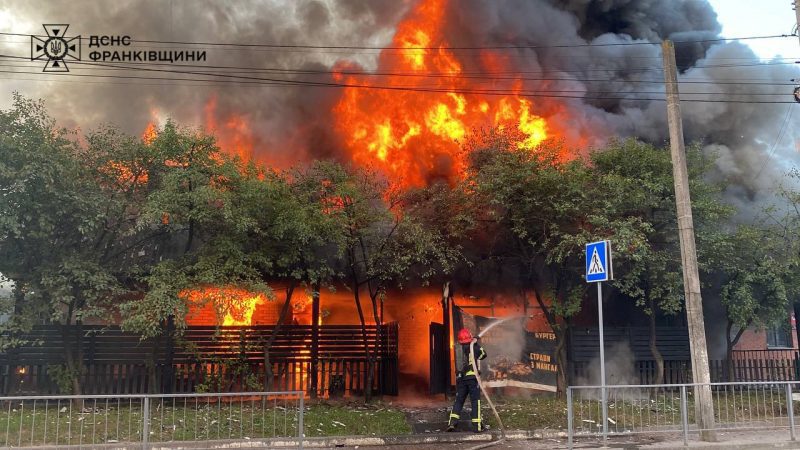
[[332, 0, 554, 187], [183, 286, 266, 326], [204, 96, 255, 161], [142, 122, 158, 145]]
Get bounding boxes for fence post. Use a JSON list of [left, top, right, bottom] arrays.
[[787, 384, 796, 441], [567, 387, 574, 449], [298, 392, 305, 450], [601, 385, 608, 446], [680, 385, 689, 447], [142, 396, 150, 450]]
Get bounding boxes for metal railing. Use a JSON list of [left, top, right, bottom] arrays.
[[567, 381, 800, 448], [0, 391, 304, 449]]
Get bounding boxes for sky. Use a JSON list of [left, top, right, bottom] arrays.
[[709, 0, 799, 59], [0, 0, 798, 213]]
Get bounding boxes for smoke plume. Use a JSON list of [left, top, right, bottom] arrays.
[[1, 0, 798, 203]]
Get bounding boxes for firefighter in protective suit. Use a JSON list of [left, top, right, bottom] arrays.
[[447, 328, 488, 432]]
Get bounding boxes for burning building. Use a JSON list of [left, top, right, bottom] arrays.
[[124, 0, 800, 394], [2, 0, 799, 396], [7, 0, 794, 198]]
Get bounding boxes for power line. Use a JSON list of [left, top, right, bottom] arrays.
[[6, 57, 796, 86], [2, 55, 796, 102], [0, 31, 794, 51], [4, 55, 797, 93], [5, 35, 800, 63], [754, 104, 796, 180], [1, 67, 789, 96], [0, 63, 794, 104]]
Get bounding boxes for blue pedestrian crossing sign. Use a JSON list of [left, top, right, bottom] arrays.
[[586, 240, 613, 283]]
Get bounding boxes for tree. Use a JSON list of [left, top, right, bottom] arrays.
[[305, 162, 461, 401], [464, 133, 650, 393], [235, 163, 344, 391], [0, 95, 160, 394], [712, 225, 792, 380], [591, 139, 733, 384], [118, 121, 267, 339], [772, 168, 800, 352]]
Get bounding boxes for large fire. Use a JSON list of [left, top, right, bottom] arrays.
[[204, 96, 256, 162], [332, 0, 555, 187], [182, 286, 266, 326]]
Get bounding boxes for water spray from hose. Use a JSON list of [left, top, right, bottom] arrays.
[[466, 316, 526, 450]]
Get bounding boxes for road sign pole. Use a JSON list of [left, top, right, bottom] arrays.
[[586, 240, 611, 447], [597, 281, 608, 446]]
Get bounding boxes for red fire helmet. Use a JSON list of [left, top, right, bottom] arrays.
[[458, 328, 474, 344]]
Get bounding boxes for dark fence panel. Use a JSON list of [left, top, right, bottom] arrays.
[[569, 327, 690, 362], [0, 323, 399, 397], [571, 353, 800, 386]]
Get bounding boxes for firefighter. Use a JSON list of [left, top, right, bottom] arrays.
[[447, 328, 488, 432]]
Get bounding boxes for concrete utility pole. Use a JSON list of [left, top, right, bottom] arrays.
[[795, 0, 800, 47], [661, 40, 717, 442]]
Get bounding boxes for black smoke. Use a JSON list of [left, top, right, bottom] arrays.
[[1, 0, 798, 206]]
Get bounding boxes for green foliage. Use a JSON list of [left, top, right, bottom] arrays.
[[0, 94, 132, 334], [5, 95, 799, 391], [465, 136, 654, 325], [46, 364, 76, 394], [591, 139, 733, 317]]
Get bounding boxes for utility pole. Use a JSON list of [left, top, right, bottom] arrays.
[[661, 40, 717, 442], [795, 0, 800, 47]]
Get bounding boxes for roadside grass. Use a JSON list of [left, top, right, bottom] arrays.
[[304, 402, 410, 436], [489, 390, 792, 433], [0, 398, 410, 446], [493, 395, 568, 431], [0, 390, 790, 445]]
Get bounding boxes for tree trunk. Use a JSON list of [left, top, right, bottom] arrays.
[[62, 324, 83, 397], [366, 288, 383, 401], [310, 283, 320, 398], [725, 320, 747, 383], [61, 308, 84, 409], [61, 301, 83, 399], [648, 298, 665, 385], [147, 335, 159, 394], [263, 284, 295, 392], [530, 287, 568, 396], [351, 279, 371, 402], [554, 326, 568, 395]]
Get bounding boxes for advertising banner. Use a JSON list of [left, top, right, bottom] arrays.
[[452, 304, 557, 391]]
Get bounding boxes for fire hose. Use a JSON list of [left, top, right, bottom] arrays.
[[466, 338, 506, 450], [454, 316, 524, 449]]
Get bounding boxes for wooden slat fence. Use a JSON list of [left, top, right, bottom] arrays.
[[569, 327, 800, 385], [571, 355, 800, 386], [0, 323, 399, 397]]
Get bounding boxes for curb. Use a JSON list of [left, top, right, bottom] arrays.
[[267, 429, 565, 447], [640, 440, 800, 450], [7, 430, 565, 450]]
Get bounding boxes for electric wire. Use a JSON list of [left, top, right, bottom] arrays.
[[0, 68, 793, 102], [1, 63, 793, 96], [5, 57, 798, 87], [0, 67, 794, 103], [2, 31, 792, 51], [3, 29, 799, 105], [754, 104, 796, 180]]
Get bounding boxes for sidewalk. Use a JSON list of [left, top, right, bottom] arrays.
[[305, 428, 800, 449]]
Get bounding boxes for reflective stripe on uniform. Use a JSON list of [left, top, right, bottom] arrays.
[[448, 412, 459, 426]]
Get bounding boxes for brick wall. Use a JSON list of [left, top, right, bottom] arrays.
[[733, 312, 798, 353]]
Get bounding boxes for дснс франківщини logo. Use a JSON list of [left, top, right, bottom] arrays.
[[30, 25, 205, 67], [30, 24, 81, 72]]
